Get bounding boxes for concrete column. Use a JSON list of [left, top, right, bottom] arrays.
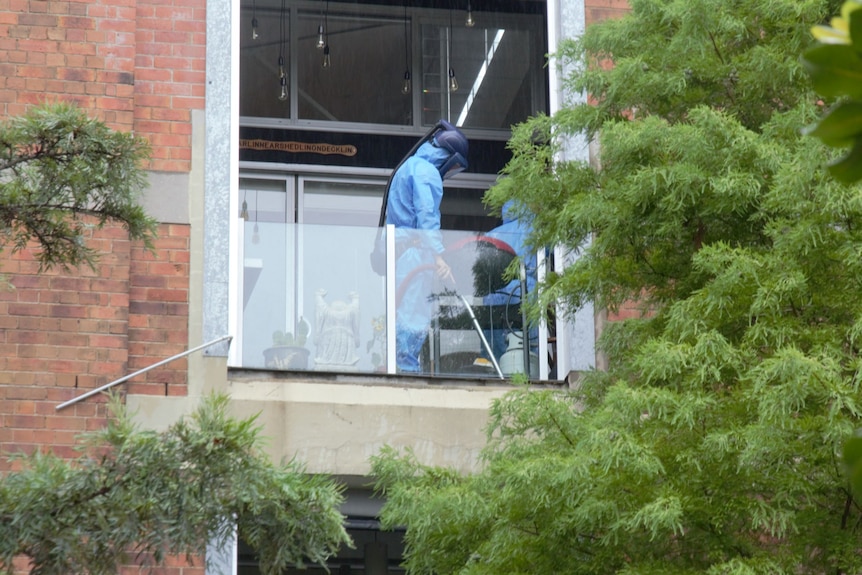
[[546, 0, 596, 377]]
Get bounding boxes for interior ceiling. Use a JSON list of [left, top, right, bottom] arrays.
[[241, 0, 545, 128], [255, 0, 546, 15]]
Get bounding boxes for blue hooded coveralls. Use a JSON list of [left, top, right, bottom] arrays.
[[385, 141, 452, 373], [482, 200, 538, 360]]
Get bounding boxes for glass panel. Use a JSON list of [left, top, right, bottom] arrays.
[[242, 220, 388, 373], [398, 228, 541, 378], [239, 2, 545, 129], [240, 5, 290, 119], [239, 178, 290, 223], [302, 179, 384, 226], [420, 14, 545, 129], [440, 186, 498, 232], [297, 10, 412, 125], [239, 221, 551, 379]]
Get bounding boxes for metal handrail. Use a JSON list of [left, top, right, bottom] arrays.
[[55, 335, 233, 411]]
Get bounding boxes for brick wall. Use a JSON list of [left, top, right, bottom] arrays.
[[585, 0, 629, 25], [0, 0, 205, 172], [134, 0, 206, 171], [118, 553, 205, 575], [585, 0, 632, 327], [0, 220, 192, 574], [11, 545, 204, 575], [0, 222, 190, 472], [0, 0, 199, 467], [128, 224, 191, 396]]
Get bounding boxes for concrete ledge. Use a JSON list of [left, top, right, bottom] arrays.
[[225, 369, 516, 475], [129, 369, 566, 476]]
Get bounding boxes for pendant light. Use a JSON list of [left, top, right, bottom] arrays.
[[251, 0, 260, 39], [322, 1, 331, 69], [322, 44, 331, 69], [316, 2, 325, 49], [448, 8, 459, 92], [277, 0, 288, 100], [465, 0, 475, 27], [401, 1, 411, 94], [252, 191, 260, 244], [240, 191, 249, 220]]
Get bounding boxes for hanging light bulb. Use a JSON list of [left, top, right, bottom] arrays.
[[465, 1, 475, 27], [401, 70, 412, 95], [252, 191, 260, 243], [401, 2, 411, 95], [251, 0, 260, 39], [447, 9, 458, 92], [277, 0, 288, 101], [277, 55, 287, 100], [319, 2, 330, 52], [448, 67, 459, 92], [316, 24, 325, 49], [322, 44, 331, 69], [240, 197, 249, 220]]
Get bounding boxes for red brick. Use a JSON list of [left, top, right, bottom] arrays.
[[59, 15, 93, 29], [47, 332, 86, 347], [131, 274, 167, 288], [7, 331, 48, 344], [7, 414, 45, 428], [18, 12, 58, 26], [88, 334, 127, 348], [169, 95, 202, 110], [14, 400, 35, 414], [8, 303, 47, 317], [47, 2, 71, 14]]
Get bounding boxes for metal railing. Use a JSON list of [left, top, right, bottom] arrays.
[[55, 335, 233, 411]]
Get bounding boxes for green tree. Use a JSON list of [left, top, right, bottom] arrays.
[[0, 103, 157, 270], [0, 394, 351, 575], [804, 0, 862, 511], [371, 0, 862, 573], [803, 0, 862, 183]]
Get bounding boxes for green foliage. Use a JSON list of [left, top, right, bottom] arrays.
[[803, 1, 862, 182], [0, 394, 350, 575], [0, 103, 157, 270], [373, 0, 862, 573], [804, 0, 862, 504]]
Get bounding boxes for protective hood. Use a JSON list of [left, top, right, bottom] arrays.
[[413, 141, 452, 172]]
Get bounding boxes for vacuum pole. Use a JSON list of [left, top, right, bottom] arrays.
[[458, 294, 505, 379]]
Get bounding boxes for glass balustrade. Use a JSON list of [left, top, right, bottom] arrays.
[[239, 220, 545, 379]]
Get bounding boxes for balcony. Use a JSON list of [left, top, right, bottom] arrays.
[[235, 220, 552, 380]]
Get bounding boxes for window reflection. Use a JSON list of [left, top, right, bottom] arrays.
[[239, 1, 546, 131], [240, 5, 290, 119], [297, 11, 412, 125]]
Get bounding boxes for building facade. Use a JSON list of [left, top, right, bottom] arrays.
[[0, 0, 628, 573]]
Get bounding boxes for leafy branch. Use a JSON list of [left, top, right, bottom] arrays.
[[803, 0, 862, 183], [0, 103, 157, 271], [0, 394, 351, 575]]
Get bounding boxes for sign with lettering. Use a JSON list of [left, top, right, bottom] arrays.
[[240, 139, 357, 157]]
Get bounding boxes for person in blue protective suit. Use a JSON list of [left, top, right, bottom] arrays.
[[481, 200, 538, 361], [386, 121, 469, 373]]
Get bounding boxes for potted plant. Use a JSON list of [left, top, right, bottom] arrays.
[[262, 317, 311, 370]]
